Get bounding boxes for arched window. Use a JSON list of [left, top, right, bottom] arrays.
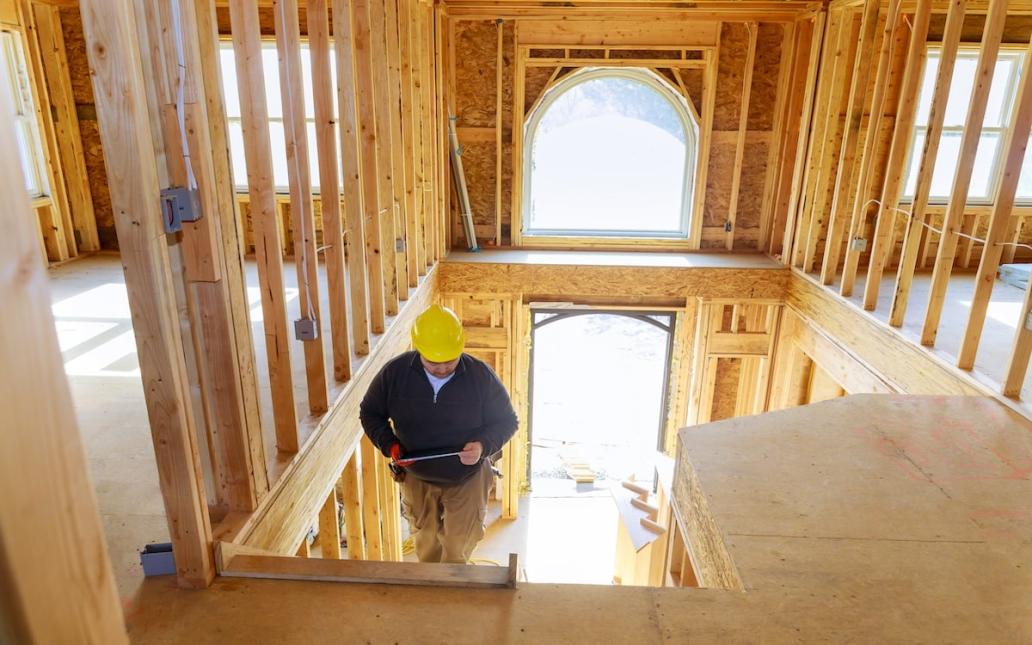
[[523, 68, 698, 239]]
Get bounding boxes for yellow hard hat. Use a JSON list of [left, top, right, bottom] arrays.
[[411, 305, 465, 362]]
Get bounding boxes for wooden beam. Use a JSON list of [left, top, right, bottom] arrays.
[[839, 0, 904, 296], [1004, 253, 1032, 396], [495, 18, 503, 247], [81, 0, 214, 587], [333, 0, 372, 355], [308, 0, 352, 382], [274, 0, 329, 415], [351, 0, 389, 333], [220, 551, 518, 588], [861, 0, 931, 310], [690, 23, 720, 249], [819, 0, 882, 285], [340, 453, 366, 558], [399, 0, 425, 280], [758, 22, 795, 253], [957, 38, 1032, 370], [229, 0, 299, 450], [319, 489, 342, 559], [887, 0, 966, 328], [0, 65, 127, 642], [725, 22, 757, 251], [921, 0, 1009, 346], [31, 3, 99, 252], [359, 437, 384, 560], [385, 0, 412, 295]]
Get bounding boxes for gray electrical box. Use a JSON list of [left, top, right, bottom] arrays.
[[850, 237, 868, 252], [160, 187, 202, 234], [295, 318, 319, 341]]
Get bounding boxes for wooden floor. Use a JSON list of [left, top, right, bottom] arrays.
[[125, 393, 1032, 644]]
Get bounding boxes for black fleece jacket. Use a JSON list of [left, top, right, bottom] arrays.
[[359, 351, 518, 485]]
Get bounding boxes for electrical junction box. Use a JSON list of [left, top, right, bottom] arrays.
[[295, 318, 319, 341], [160, 187, 202, 234], [140, 542, 175, 577], [850, 237, 868, 252]]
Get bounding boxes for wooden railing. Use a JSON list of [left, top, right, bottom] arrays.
[[773, 0, 1032, 410]]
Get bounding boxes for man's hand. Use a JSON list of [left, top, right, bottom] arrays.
[[459, 441, 483, 465]]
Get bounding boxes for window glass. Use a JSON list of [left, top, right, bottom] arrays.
[[524, 69, 695, 238], [1, 31, 46, 198]]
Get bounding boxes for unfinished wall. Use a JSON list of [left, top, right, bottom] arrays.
[[449, 15, 792, 250]]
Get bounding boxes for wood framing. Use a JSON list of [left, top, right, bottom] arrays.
[[724, 22, 758, 251]]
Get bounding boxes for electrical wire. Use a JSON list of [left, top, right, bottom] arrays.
[[861, 198, 1032, 254]]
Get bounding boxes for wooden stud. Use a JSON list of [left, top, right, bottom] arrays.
[[359, 437, 384, 560], [780, 12, 826, 264], [495, 18, 504, 247], [511, 43, 527, 247], [840, 0, 905, 296], [958, 40, 1032, 370], [308, 0, 353, 382], [399, 0, 425, 280], [378, 454, 402, 561], [690, 24, 720, 250], [81, 0, 215, 587], [385, 0, 411, 296], [351, 0, 388, 333], [802, 10, 859, 274], [921, 0, 1010, 346], [0, 62, 128, 642], [333, 0, 372, 355], [274, 0, 329, 415], [319, 489, 342, 559], [758, 22, 795, 253], [725, 22, 758, 251], [341, 452, 366, 559], [31, 3, 99, 252], [229, 0, 299, 450], [862, 0, 932, 311], [819, 0, 882, 285], [888, 0, 966, 328]]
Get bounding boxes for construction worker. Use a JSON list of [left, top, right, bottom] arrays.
[[359, 304, 518, 563]]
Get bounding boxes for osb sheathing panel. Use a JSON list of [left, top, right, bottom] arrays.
[[710, 357, 741, 422], [523, 66, 554, 113], [455, 21, 498, 128], [438, 262, 790, 302], [747, 24, 784, 132], [681, 68, 704, 117], [460, 141, 496, 226], [927, 13, 1032, 43], [735, 141, 769, 247], [61, 8, 117, 250], [703, 142, 735, 228], [712, 23, 749, 132]]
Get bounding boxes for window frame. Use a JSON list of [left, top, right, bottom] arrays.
[[1, 29, 48, 199], [520, 67, 699, 242], [901, 44, 1030, 206]]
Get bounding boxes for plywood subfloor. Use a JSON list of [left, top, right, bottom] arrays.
[[445, 249, 783, 269]]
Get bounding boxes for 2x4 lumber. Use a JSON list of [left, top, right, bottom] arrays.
[[378, 454, 402, 560], [840, 0, 904, 296], [193, 0, 269, 498], [428, 7, 443, 261], [495, 19, 504, 247], [780, 12, 826, 263], [341, 453, 366, 559], [1004, 246, 1032, 395], [318, 489, 342, 559], [510, 42, 526, 247], [350, 0, 389, 333], [789, 9, 840, 267], [308, 0, 353, 383], [142, 0, 264, 512], [887, 0, 967, 328], [819, 0, 883, 285], [957, 38, 1032, 370], [725, 22, 758, 251], [861, 0, 932, 310], [802, 10, 860, 274], [221, 552, 518, 588], [385, 0, 413, 294], [690, 24, 720, 249], [921, 0, 1009, 346], [359, 437, 384, 560], [229, 0, 299, 450], [80, 0, 214, 587], [758, 22, 795, 252], [273, 0, 329, 415], [332, 0, 372, 355], [366, 0, 401, 317], [0, 77, 127, 643], [411, 0, 431, 261], [398, 0, 424, 280], [31, 3, 99, 252]]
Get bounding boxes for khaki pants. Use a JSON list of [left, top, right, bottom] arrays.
[[400, 460, 494, 563]]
